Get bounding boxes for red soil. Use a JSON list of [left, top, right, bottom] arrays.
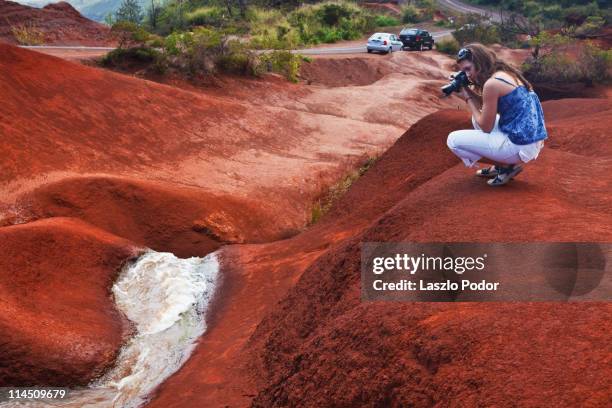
[[0, 0, 112, 46], [2, 40, 610, 405], [362, 2, 402, 15], [0, 217, 140, 386], [7, 176, 287, 257], [299, 56, 398, 87], [1, 43, 459, 387], [1, 43, 457, 240], [146, 101, 612, 407]]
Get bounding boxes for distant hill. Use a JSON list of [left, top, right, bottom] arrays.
[[0, 0, 112, 45], [11, 0, 145, 21]]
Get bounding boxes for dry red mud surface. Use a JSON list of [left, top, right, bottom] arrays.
[[0, 217, 140, 386], [0, 0, 111, 46], [0, 44, 457, 387], [1, 41, 610, 406], [146, 103, 612, 408]]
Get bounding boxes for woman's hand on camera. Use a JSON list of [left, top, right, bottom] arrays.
[[458, 87, 470, 101]]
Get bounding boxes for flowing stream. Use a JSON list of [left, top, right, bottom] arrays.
[[2, 250, 220, 408]]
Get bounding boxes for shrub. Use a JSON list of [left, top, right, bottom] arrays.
[[578, 41, 612, 83], [574, 16, 605, 38], [257, 50, 302, 82], [541, 4, 564, 21], [401, 5, 419, 24], [309, 156, 376, 225], [414, 0, 435, 8], [287, 2, 375, 46], [417, 7, 434, 22], [316, 3, 352, 26], [374, 15, 400, 27], [186, 6, 226, 27], [100, 46, 162, 67], [435, 37, 460, 55], [523, 37, 611, 85], [217, 40, 258, 75], [164, 27, 223, 75], [111, 21, 150, 48], [563, 2, 602, 26], [10, 22, 44, 45], [452, 23, 500, 45]]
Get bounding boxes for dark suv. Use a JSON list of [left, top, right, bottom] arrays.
[[399, 28, 434, 51]]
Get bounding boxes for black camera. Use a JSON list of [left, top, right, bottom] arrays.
[[441, 71, 470, 96]]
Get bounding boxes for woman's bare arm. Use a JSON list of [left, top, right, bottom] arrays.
[[458, 79, 498, 132], [465, 87, 482, 109]]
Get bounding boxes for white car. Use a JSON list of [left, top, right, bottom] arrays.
[[367, 33, 403, 54]]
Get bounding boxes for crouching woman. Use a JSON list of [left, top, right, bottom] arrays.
[[446, 43, 548, 186]]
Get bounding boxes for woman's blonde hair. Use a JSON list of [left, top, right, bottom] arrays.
[[458, 43, 533, 92]]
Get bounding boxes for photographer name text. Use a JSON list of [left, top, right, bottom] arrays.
[[371, 253, 500, 292]]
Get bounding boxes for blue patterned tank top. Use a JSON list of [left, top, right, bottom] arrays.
[[495, 77, 548, 145]]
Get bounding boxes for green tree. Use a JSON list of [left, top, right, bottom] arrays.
[[115, 0, 143, 24], [147, 0, 161, 30]]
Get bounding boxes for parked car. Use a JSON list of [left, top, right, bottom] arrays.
[[399, 28, 434, 51], [366, 33, 403, 54]]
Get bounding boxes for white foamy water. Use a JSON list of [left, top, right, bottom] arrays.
[[2, 250, 220, 408]]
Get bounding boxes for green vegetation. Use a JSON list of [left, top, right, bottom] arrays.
[[116, 0, 143, 24], [100, 0, 446, 82], [452, 16, 502, 45], [435, 37, 461, 55], [401, 5, 419, 24], [374, 14, 401, 27], [10, 21, 45, 45], [140, 1, 413, 47], [186, 6, 226, 27], [522, 32, 611, 85], [401, 0, 436, 24], [282, 2, 378, 46], [257, 50, 303, 82], [102, 23, 304, 81], [310, 156, 377, 225], [465, 0, 610, 26]]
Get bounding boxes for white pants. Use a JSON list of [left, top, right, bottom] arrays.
[[447, 115, 544, 168]]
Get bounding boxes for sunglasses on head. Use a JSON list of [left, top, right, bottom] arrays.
[[457, 48, 472, 62]]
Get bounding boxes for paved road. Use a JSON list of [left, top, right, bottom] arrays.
[[295, 29, 454, 55], [21, 45, 116, 51], [437, 0, 502, 23], [21, 1, 502, 58], [22, 29, 454, 57]]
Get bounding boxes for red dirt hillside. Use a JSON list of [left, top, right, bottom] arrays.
[[2, 38, 609, 405], [245, 105, 612, 407], [0, 43, 457, 248], [145, 101, 612, 408], [0, 42, 459, 388], [0, 217, 140, 386], [0, 0, 111, 45]]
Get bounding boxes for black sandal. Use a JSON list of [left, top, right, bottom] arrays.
[[476, 165, 499, 178], [487, 165, 523, 186]]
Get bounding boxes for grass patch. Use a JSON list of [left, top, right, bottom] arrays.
[[257, 50, 303, 82], [11, 21, 44, 45], [310, 156, 377, 225], [435, 37, 460, 55], [374, 14, 401, 27]]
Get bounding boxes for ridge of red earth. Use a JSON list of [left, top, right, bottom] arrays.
[[1, 43, 460, 246], [0, 217, 141, 386], [0, 42, 460, 387], [0, 0, 112, 46], [6, 176, 286, 257], [3, 40, 610, 405], [145, 100, 612, 408]]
